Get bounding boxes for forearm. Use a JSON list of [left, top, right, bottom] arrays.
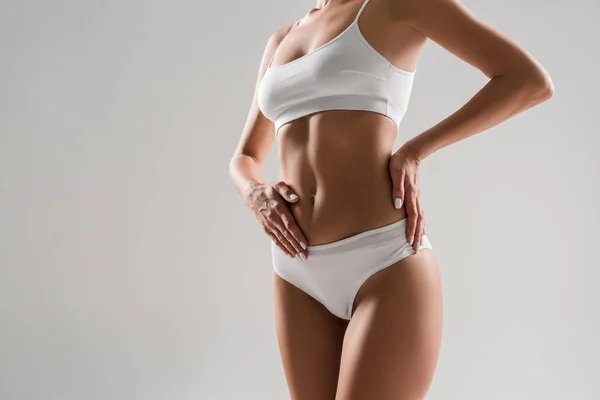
[[405, 69, 554, 161], [229, 154, 264, 199]]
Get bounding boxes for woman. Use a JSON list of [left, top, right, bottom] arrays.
[[229, 0, 553, 398]]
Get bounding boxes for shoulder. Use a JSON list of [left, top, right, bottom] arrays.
[[265, 20, 297, 50], [250, 20, 299, 88], [254, 20, 297, 69], [387, 0, 461, 20]]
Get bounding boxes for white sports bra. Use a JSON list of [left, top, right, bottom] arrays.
[[257, 0, 415, 138]]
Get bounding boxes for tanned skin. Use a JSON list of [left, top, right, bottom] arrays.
[[229, 0, 553, 398]]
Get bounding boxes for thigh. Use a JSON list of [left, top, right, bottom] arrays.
[[335, 249, 443, 400], [273, 272, 349, 400]]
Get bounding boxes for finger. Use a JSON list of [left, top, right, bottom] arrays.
[[272, 181, 299, 203], [267, 219, 298, 257], [414, 202, 425, 252], [391, 169, 406, 210], [271, 214, 306, 259], [264, 208, 300, 259], [419, 201, 426, 249], [415, 172, 425, 250], [405, 188, 418, 248], [266, 222, 297, 259], [279, 210, 309, 257], [277, 201, 308, 245], [263, 226, 294, 259]]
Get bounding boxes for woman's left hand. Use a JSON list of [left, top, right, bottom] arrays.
[[389, 146, 425, 252]]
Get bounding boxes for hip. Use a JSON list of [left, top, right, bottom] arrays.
[[270, 216, 434, 319]]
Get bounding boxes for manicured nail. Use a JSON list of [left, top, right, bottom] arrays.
[[299, 253, 306, 262], [295, 254, 302, 262], [300, 241, 307, 250], [409, 236, 414, 245], [394, 197, 402, 209], [289, 193, 298, 200]]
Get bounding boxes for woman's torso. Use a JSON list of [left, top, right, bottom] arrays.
[[261, 0, 427, 245], [278, 111, 406, 245]]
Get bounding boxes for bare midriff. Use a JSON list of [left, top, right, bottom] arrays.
[[277, 110, 408, 246]]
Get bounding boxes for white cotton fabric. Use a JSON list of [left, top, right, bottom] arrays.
[[271, 218, 433, 320], [257, 0, 415, 138]]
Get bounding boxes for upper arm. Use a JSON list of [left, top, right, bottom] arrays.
[[395, 0, 551, 83], [232, 22, 296, 163]]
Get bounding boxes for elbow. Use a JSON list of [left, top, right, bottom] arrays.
[[532, 73, 554, 103], [228, 153, 239, 182], [524, 66, 555, 105], [228, 154, 239, 180]]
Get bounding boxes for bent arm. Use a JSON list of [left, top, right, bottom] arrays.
[[393, 0, 554, 161], [229, 23, 296, 197]]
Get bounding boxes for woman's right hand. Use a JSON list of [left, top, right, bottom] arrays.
[[243, 181, 309, 261]]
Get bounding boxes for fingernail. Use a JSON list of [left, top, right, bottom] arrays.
[[409, 236, 414, 245], [289, 193, 298, 200], [295, 254, 302, 262], [394, 197, 402, 209], [299, 253, 306, 262], [300, 241, 307, 250]]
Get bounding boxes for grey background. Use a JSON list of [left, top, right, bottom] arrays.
[[1, 0, 598, 399]]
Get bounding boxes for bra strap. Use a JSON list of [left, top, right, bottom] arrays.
[[354, 0, 371, 23]]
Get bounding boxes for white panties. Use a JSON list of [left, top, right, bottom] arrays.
[[271, 217, 434, 320]]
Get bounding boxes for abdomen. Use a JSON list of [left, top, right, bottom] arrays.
[[277, 110, 408, 246]]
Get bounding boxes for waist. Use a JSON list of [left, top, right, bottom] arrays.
[[277, 111, 407, 245]]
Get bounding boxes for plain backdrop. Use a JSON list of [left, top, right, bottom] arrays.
[[1, 0, 599, 399]]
